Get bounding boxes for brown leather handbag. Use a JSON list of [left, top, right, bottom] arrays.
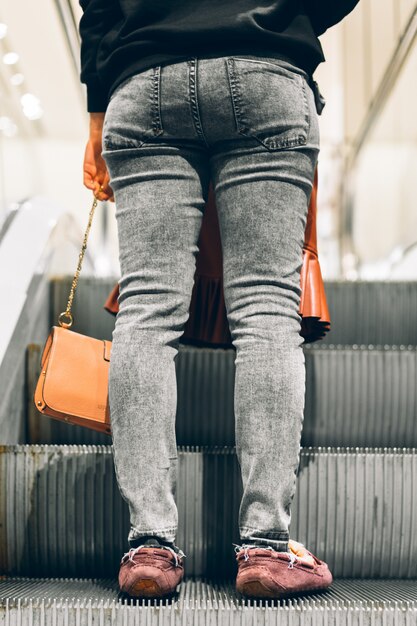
[[104, 164, 331, 345], [33, 193, 112, 434]]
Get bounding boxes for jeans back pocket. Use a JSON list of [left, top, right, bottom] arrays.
[[102, 67, 164, 151], [225, 57, 310, 151]]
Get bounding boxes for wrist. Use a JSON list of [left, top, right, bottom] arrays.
[[89, 112, 105, 133]]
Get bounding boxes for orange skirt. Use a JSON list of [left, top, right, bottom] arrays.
[[103, 164, 330, 345]]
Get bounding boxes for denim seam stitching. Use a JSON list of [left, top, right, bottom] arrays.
[[187, 58, 210, 149], [299, 75, 310, 142], [151, 66, 164, 137], [226, 58, 247, 136], [111, 443, 137, 507], [225, 58, 240, 134]]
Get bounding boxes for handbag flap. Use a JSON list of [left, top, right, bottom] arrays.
[[42, 326, 110, 424]]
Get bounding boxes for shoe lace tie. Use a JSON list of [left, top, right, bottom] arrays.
[[232, 542, 275, 561], [121, 544, 186, 567]]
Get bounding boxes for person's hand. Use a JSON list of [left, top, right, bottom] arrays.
[[83, 112, 115, 202]]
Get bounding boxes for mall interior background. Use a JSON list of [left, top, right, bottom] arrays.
[[0, 0, 416, 280]]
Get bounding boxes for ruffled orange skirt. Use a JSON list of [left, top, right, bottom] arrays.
[[103, 165, 330, 345]]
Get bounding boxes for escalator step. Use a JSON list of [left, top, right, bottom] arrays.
[[27, 344, 417, 448], [0, 577, 416, 624], [53, 277, 417, 346], [1, 445, 416, 579]]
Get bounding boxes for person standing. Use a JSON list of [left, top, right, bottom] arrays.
[[79, 0, 360, 599]]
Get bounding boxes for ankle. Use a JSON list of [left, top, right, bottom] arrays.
[[129, 535, 174, 548], [237, 540, 290, 553]]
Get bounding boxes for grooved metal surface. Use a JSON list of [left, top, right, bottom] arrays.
[[29, 343, 417, 448], [1, 273, 50, 444], [53, 277, 417, 347], [320, 280, 417, 345], [302, 344, 417, 446], [1, 446, 416, 579], [1, 576, 417, 604], [0, 578, 416, 625]]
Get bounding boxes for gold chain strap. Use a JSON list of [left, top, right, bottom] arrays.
[[58, 185, 103, 329]]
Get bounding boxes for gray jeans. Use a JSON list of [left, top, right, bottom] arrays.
[[102, 53, 320, 554]]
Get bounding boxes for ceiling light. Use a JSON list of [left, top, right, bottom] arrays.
[[25, 109, 43, 121], [3, 51, 19, 65], [0, 116, 18, 137], [10, 73, 24, 86], [21, 93, 40, 106], [20, 93, 43, 120]]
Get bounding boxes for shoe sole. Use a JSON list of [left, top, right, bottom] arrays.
[[237, 579, 332, 599], [238, 578, 293, 599], [126, 577, 180, 599]]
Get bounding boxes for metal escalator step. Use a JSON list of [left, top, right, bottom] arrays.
[[302, 344, 417, 447], [1, 445, 416, 579], [53, 277, 417, 347], [1, 577, 416, 624], [319, 281, 417, 345], [28, 344, 417, 448]]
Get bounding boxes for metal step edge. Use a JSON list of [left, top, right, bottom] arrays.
[[3, 444, 417, 453], [1, 577, 417, 608]]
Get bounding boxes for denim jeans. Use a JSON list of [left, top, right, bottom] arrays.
[[102, 53, 320, 554]]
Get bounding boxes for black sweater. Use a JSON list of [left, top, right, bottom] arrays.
[[78, 0, 360, 112]]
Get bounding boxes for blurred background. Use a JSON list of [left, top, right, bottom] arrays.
[[0, 0, 416, 281]]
